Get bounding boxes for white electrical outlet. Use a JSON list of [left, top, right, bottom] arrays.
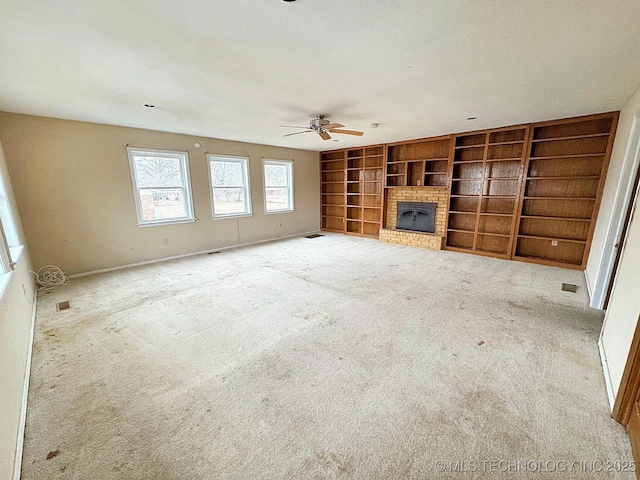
[[551, 240, 558, 246], [162, 238, 169, 245]]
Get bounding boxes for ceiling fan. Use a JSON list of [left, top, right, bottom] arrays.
[[281, 114, 364, 141]]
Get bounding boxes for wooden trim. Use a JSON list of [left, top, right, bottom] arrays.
[[472, 132, 490, 251], [508, 125, 531, 259], [528, 110, 620, 128], [386, 133, 452, 147], [626, 403, 640, 476], [511, 126, 535, 259], [443, 135, 456, 247], [613, 314, 640, 426]]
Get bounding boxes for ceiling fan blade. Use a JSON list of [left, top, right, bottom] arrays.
[[280, 125, 311, 129], [319, 131, 332, 141], [283, 131, 313, 137], [322, 123, 344, 130], [327, 129, 364, 136]]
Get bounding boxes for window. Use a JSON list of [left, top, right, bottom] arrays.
[[263, 159, 294, 213], [208, 155, 252, 218], [127, 147, 195, 226], [0, 166, 21, 273]]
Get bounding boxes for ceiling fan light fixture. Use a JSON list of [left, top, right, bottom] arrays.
[[282, 114, 363, 140], [281, 0, 302, 3]]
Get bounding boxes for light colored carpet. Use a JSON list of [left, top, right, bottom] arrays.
[[23, 234, 634, 479]]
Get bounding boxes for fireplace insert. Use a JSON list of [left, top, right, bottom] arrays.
[[396, 202, 436, 233]]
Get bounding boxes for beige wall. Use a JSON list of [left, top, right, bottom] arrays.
[[590, 84, 640, 398], [0, 113, 320, 275], [586, 83, 640, 295], [0, 142, 37, 479]]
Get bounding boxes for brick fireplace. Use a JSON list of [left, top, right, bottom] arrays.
[[379, 186, 448, 250]]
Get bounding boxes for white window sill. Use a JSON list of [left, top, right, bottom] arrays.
[[264, 209, 294, 215], [137, 218, 196, 228], [212, 213, 253, 220], [10, 245, 24, 262]]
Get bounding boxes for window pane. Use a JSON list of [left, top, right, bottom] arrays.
[[265, 187, 288, 211], [0, 191, 19, 247], [212, 187, 247, 215], [210, 160, 244, 187], [138, 188, 187, 221], [264, 164, 288, 187], [134, 156, 183, 188]]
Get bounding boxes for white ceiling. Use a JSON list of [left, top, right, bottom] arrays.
[[1, 0, 639, 151]]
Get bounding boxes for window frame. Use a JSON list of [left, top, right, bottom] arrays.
[[0, 166, 21, 274], [262, 159, 294, 214], [207, 154, 253, 219], [127, 147, 195, 227]]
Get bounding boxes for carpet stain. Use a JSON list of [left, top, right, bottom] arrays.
[[46, 450, 60, 460]]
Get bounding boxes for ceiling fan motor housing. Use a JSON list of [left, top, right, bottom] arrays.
[[310, 115, 330, 131]]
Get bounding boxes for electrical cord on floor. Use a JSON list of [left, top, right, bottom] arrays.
[[31, 265, 69, 291]]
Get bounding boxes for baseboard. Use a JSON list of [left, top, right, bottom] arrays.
[[69, 231, 321, 279], [584, 269, 594, 306], [14, 288, 37, 480], [599, 337, 616, 411]]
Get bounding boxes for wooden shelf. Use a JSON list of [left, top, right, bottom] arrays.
[[531, 132, 610, 143], [478, 232, 510, 238], [488, 140, 525, 146], [449, 210, 477, 215], [480, 212, 513, 217], [526, 175, 600, 180], [485, 157, 522, 163], [520, 215, 591, 221], [448, 228, 475, 234], [523, 196, 596, 200], [529, 153, 605, 160], [517, 234, 587, 244]]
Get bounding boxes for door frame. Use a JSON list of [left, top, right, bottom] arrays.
[[613, 315, 640, 425], [591, 113, 640, 309]]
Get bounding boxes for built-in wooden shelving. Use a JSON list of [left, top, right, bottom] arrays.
[[386, 136, 451, 187], [445, 126, 528, 258], [321, 111, 619, 270], [321, 146, 384, 238], [321, 150, 346, 233], [512, 113, 618, 268]]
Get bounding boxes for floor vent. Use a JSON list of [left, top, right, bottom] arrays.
[[305, 234, 324, 239], [561, 283, 578, 293], [56, 301, 70, 311]]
